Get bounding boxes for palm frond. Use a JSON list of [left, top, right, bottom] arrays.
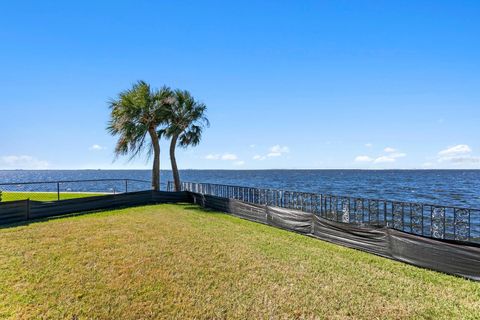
[[107, 81, 173, 161], [163, 89, 209, 148]]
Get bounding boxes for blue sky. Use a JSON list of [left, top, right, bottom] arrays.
[[1, 0, 479, 170]]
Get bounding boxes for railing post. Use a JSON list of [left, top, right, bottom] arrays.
[[468, 210, 471, 242], [57, 182, 60, 201], [125, 180, 128, 193], [320, 194, 324, 218]]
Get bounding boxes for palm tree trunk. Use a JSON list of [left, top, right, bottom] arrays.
[[148, 127, 161, 191], [169, 134, 181, 191]]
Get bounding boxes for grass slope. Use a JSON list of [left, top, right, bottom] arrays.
[[0, 204, 478, 319], [0, 192, 104, 202]]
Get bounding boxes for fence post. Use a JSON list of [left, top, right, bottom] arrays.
[[26, 198, 30, 220], [311, 196, 315, 234], [57, 182, 60, 201], [125, 180, 128, 193]]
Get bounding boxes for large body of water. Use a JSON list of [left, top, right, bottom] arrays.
[[0, 170, 479, 208]]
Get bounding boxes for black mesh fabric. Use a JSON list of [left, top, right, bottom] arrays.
[[190, 193, 480, 281]]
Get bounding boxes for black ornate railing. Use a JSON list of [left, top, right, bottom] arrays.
[[168, 181, 480, 244]]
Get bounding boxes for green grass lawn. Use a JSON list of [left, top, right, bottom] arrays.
[[0, 191, 105, 202], [0, 204, 478, 319]]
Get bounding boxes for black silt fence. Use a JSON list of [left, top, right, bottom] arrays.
[[171, 181, 480, 244], [0, 190, 191, 225], [187, 192, 480, 281]]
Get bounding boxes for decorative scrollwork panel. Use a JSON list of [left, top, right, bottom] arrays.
[[410, 204, 423, 235], [392, 202, 404, 230], [368, 200, 379, 224], [431, 207, 445, 239], [454, 208, 470, 241], [341, 198, 350, 223], [328, 196, 338, 221], [354, 199, 364, 223]]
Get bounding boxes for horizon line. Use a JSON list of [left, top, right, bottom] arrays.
[[1, 168, 479, 171]]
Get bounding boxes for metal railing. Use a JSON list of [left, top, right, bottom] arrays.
[[169, 181, 480, 244], [0, 179, 151, 202]]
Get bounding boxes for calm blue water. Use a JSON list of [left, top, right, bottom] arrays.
[[0, 170, 479, 208]]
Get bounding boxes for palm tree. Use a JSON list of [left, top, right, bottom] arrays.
[[107, 81, 173, 191], [161, 90, 209, 191]]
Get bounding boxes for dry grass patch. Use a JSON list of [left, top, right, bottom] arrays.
[[0, 204, 479, 319]]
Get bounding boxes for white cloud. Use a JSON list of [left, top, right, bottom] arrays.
[[253, 155, 266, 161], [270, 145, 290, 153], [438, 144, 471, 157], [205, 154, 220, 160], [373, 156, 396, 163], [221, 153, 238, 161], [365, 143, 373, 148], [252, 145, 290, 160], [267, 145, 290, 157], [233, 160, 245, 166], [267, 152, 282, 157], [390, 152, 406, 159], [436, 144, 480, 165], [205, 153, 239, 161], [89, 144, 104, 151], [355, 148, 406, 165], [447, 156, 480, 164], [354, 155, 373, 162], [249, 144, 256, 148], [373, 153, 405, 163], [0, 155, 49, 169]]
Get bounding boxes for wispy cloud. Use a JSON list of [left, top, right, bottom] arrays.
[[233, 160, 245, 166], [365, 143, 373, 148], [373, 156, 396, 163], [390, 152, 406, 159], [446, 156, 480, 164], [354, 155, 373, 162], [438, 144, 471, 157], [0, 155, 49, 169], [354, 147, 406, 164], [89, 144, 104, 151], [252, 145, 290, 160], [205, 153, 238, 161], [205, 154, 220, 160], [267, 145, 289, 157], [221, 153, 238, 161], [437, 144, 479, 164], [374, 152, 406, 163], [253, 155, 266, 161]]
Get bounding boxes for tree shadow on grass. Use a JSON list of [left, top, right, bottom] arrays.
[[180, 204, 226, 215]]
